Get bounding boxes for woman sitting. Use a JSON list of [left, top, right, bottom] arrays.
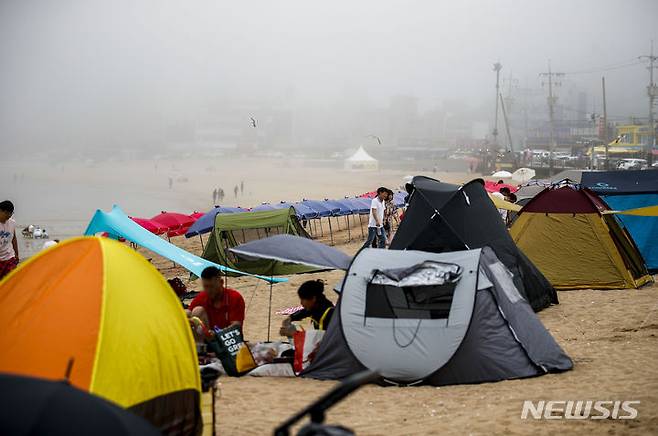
[[280, 280, 335, 336]]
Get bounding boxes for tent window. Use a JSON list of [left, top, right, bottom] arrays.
[[365, 261, 461, 319]]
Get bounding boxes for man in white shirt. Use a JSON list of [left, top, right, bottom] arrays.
[[361, 187, 388, 249], [0, 200, 19, 280]]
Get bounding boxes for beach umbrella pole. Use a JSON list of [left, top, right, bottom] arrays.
[[328, 217, 334, 245], [345, 215, 351, 242], [358, 215, 365, 238], [198, 234, 204, 250], [167, 234, 175, 268], [267, 266, 274, 342]]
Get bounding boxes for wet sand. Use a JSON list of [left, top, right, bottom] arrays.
[[0, 157, 470, 259]]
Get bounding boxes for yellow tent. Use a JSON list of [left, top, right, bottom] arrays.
[[0, 237, 202, 434], [510, 186, 653, 290]]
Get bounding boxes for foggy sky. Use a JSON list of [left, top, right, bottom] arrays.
[[1, 0, 657, 152]]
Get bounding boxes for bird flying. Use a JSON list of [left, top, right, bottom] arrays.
[[366, 134, 382, 145]]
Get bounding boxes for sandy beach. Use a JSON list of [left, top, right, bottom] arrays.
[[154, 226, 658, 435], [3, 157, 657, 434]]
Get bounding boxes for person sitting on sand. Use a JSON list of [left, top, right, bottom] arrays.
[[280, 280, 335, 336], [187, 266, 245, 332]]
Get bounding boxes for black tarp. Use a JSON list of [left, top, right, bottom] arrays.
[[390, 176, 557, 311], [581, 170, 658, 195]]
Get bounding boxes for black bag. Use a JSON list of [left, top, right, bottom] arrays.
[[206, 325, 244, 376]]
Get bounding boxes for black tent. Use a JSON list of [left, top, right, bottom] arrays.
[[390, 176, 557, 311], [0, 373, 161, 436]]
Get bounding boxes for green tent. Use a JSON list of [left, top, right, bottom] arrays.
[[202, 207, 318, 276]]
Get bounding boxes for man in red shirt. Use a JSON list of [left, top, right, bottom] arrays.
[[187, 266, 245, 331]]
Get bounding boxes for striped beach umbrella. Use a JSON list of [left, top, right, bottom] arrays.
[[0, 237, 201, 434]]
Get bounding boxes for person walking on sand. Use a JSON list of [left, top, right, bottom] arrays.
[[0, 201, 19, 281], [234, 185, 239, 199], [168, 177, 173, 189], [361, 187, 388, 249], [240, 181, 244, 195], [212, 188, 218, 204]]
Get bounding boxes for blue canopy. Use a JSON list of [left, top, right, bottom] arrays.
[[251, 203, 277, 212], [84, 205, 284, 283], [393, 191, 407, 207], [270, 202, 320, 220], [185, 206, 245, 237], [340, 198, 370, 215], [271, 201, 293, 210], [323, 199, 353, 216], [300, 200, 334, 218], [602, 194, 658, 272], [291, 202, 320, 220]]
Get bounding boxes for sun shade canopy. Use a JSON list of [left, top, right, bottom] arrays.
[[581, 170, 658, 271], [84, 205, 285, 283], [150, 211, 196, 237], [230, 234, 352, 271]]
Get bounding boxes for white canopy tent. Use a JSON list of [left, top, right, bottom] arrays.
[[344, 146, 378, 171]]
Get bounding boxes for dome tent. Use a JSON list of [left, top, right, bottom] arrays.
[[510, 185, 652, 290], [344, 146, 378, 171], [202, 207, 318, 276], [390, 176, 557, 312], [302, 247, 572, 384], [0, 237, 201, 434]]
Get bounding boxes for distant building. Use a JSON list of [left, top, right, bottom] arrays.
[[611, 124, 652, 148]]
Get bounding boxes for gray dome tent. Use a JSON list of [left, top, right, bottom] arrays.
[[302, 247, 572, 385]]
